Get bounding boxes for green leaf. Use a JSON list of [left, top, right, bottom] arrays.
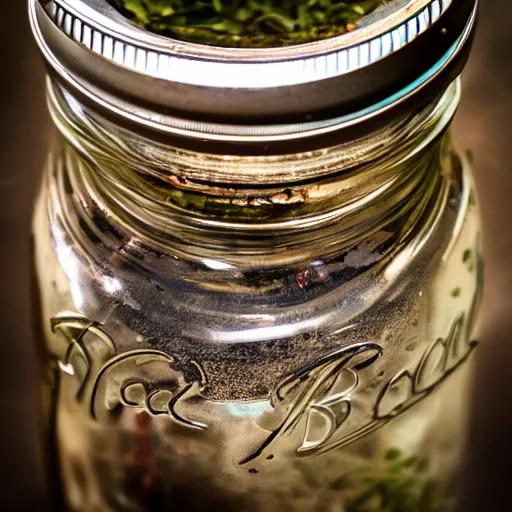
[[235, 7, 253, 22], [256, 12, 297, 33], [416, 457, 429, 473], [121, 0, 149, 23], [451, 287, 461, 298], [384, 447, 402, 461], [213, 0, 223, 13]]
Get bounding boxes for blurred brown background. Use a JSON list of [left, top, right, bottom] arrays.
[[1, 1, 511, 510]]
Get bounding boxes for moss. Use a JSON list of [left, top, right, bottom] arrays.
[[347, 448, 444, 512], [111, 0, 386, 47]]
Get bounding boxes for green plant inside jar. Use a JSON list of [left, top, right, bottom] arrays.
[[111, 0, 387, 47]]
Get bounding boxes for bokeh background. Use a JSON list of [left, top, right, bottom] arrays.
[[1, 1, 511, 509]]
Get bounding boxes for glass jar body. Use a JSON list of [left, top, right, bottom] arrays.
[[33, 81, 482, 512]]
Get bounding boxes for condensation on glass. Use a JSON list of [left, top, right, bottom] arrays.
[[29, 1, 481, 511]]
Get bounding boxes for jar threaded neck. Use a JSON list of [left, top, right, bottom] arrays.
[[47, 79, 460, 264]]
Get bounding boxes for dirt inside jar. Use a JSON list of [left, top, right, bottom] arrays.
[[110, 1, 387, 48]]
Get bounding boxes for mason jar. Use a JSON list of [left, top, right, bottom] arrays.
[[29, 1, 481, 511]]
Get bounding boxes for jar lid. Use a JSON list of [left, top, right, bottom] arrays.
[[30, 0, 478, 151]]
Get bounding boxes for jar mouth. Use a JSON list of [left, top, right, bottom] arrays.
[[40, 0, 423, 60], [107, 0, 395, 50]]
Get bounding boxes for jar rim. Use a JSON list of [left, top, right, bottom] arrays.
[[47, 1, 424, 60]]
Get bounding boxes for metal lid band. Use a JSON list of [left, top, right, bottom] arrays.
[[30, 0, 478, 152]]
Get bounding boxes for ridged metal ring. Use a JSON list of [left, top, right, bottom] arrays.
[[30, 0, 478, 152]]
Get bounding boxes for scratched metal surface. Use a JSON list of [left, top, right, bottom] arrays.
[[0, 1, 510, 509]]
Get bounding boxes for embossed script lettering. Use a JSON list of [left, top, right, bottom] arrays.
[[51, 315, 208, 430], [51, 306, 478, 463], [240, 342, 383, 464], [51, 314, 116, 401], [241, 310, 478, 465], [375, 313, 477, 420], [90, 350, 208, 430]]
